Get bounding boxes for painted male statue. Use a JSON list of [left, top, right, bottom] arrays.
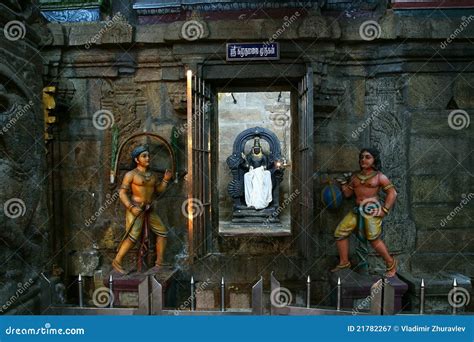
[[332, 148, 398, 277], [112, 145, 172, 275], [242, 137, 273, 209]]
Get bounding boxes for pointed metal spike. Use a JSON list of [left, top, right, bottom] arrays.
[[453, 278, 457, 287], [419, 278, 425, 315], [109, 274, 113, 282], [336, 277, 342, 311], [41, 272, 50, 283], [307, 275, 311, 283], [78, 274, 84, 307], [221, 277, 224, 285], [191, 276, 194, 284]]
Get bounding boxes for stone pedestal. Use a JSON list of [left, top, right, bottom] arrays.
[[398, 271, 472, 314], [232, 207, 280, 224], [106, 267, 178, 307], [219, 221, 291, 237], [329, 269, 408, 312]]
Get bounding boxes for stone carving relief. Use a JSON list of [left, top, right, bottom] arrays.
[[365, 76, 415, 253], [100, 78, 146, 139], [99, 79, 148, 243], [100, 12, 133, 44], [0, 8, 49, 312], [166, 82, 187, 117]]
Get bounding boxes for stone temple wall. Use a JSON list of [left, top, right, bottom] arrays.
[[4, 3, 471, 309]]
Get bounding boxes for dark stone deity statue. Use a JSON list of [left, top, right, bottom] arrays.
[[226, 127, 284, 224]]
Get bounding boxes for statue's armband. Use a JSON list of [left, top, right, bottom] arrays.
[[120, 183, 131, 191], [383, 183, 395, 192]]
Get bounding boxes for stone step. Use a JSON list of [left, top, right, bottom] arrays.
[[231, 217, 280, 223], [233, 211, 275, 218]]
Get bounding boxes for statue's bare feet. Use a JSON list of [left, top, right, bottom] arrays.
[[330, 262, 351, 273], [385, 258, 397, 277], [156, 262, 171, 267], [112, 259, 127, 275]]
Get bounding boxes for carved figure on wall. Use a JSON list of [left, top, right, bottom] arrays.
[[332, 147, 398, 277], [112, 145, 173, 275]]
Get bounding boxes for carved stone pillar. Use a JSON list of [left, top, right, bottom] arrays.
[[364, 76, 416, 255], [0, 1, 50, 313]]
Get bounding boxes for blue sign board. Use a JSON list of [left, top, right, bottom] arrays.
[[226, 42, 280, 61]]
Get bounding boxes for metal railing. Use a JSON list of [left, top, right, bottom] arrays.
[[270, 272, 373, 315], [41, 272, 469, 315], [42, 275, 263, 316], [270, 272, 470, 316]]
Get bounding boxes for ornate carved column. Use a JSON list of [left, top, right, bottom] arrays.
[[365, 76, 416, 255], [0, 0, 51, 313]]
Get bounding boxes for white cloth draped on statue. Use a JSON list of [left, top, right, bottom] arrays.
[[244, 166, 272, 209]]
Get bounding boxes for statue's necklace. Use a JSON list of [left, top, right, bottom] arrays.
[[356, 171, 377, 184], [136, 169, 152, 182]]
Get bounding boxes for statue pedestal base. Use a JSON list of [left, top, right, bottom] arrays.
[[106, 267, 178, 307], [329, 269, 408, 312], [219, 221, 291, 237], [232, 207, 280, 224]]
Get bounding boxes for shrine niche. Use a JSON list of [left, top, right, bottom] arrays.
[[226, 127, 284, 224], [216, 91, 293, 234]]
